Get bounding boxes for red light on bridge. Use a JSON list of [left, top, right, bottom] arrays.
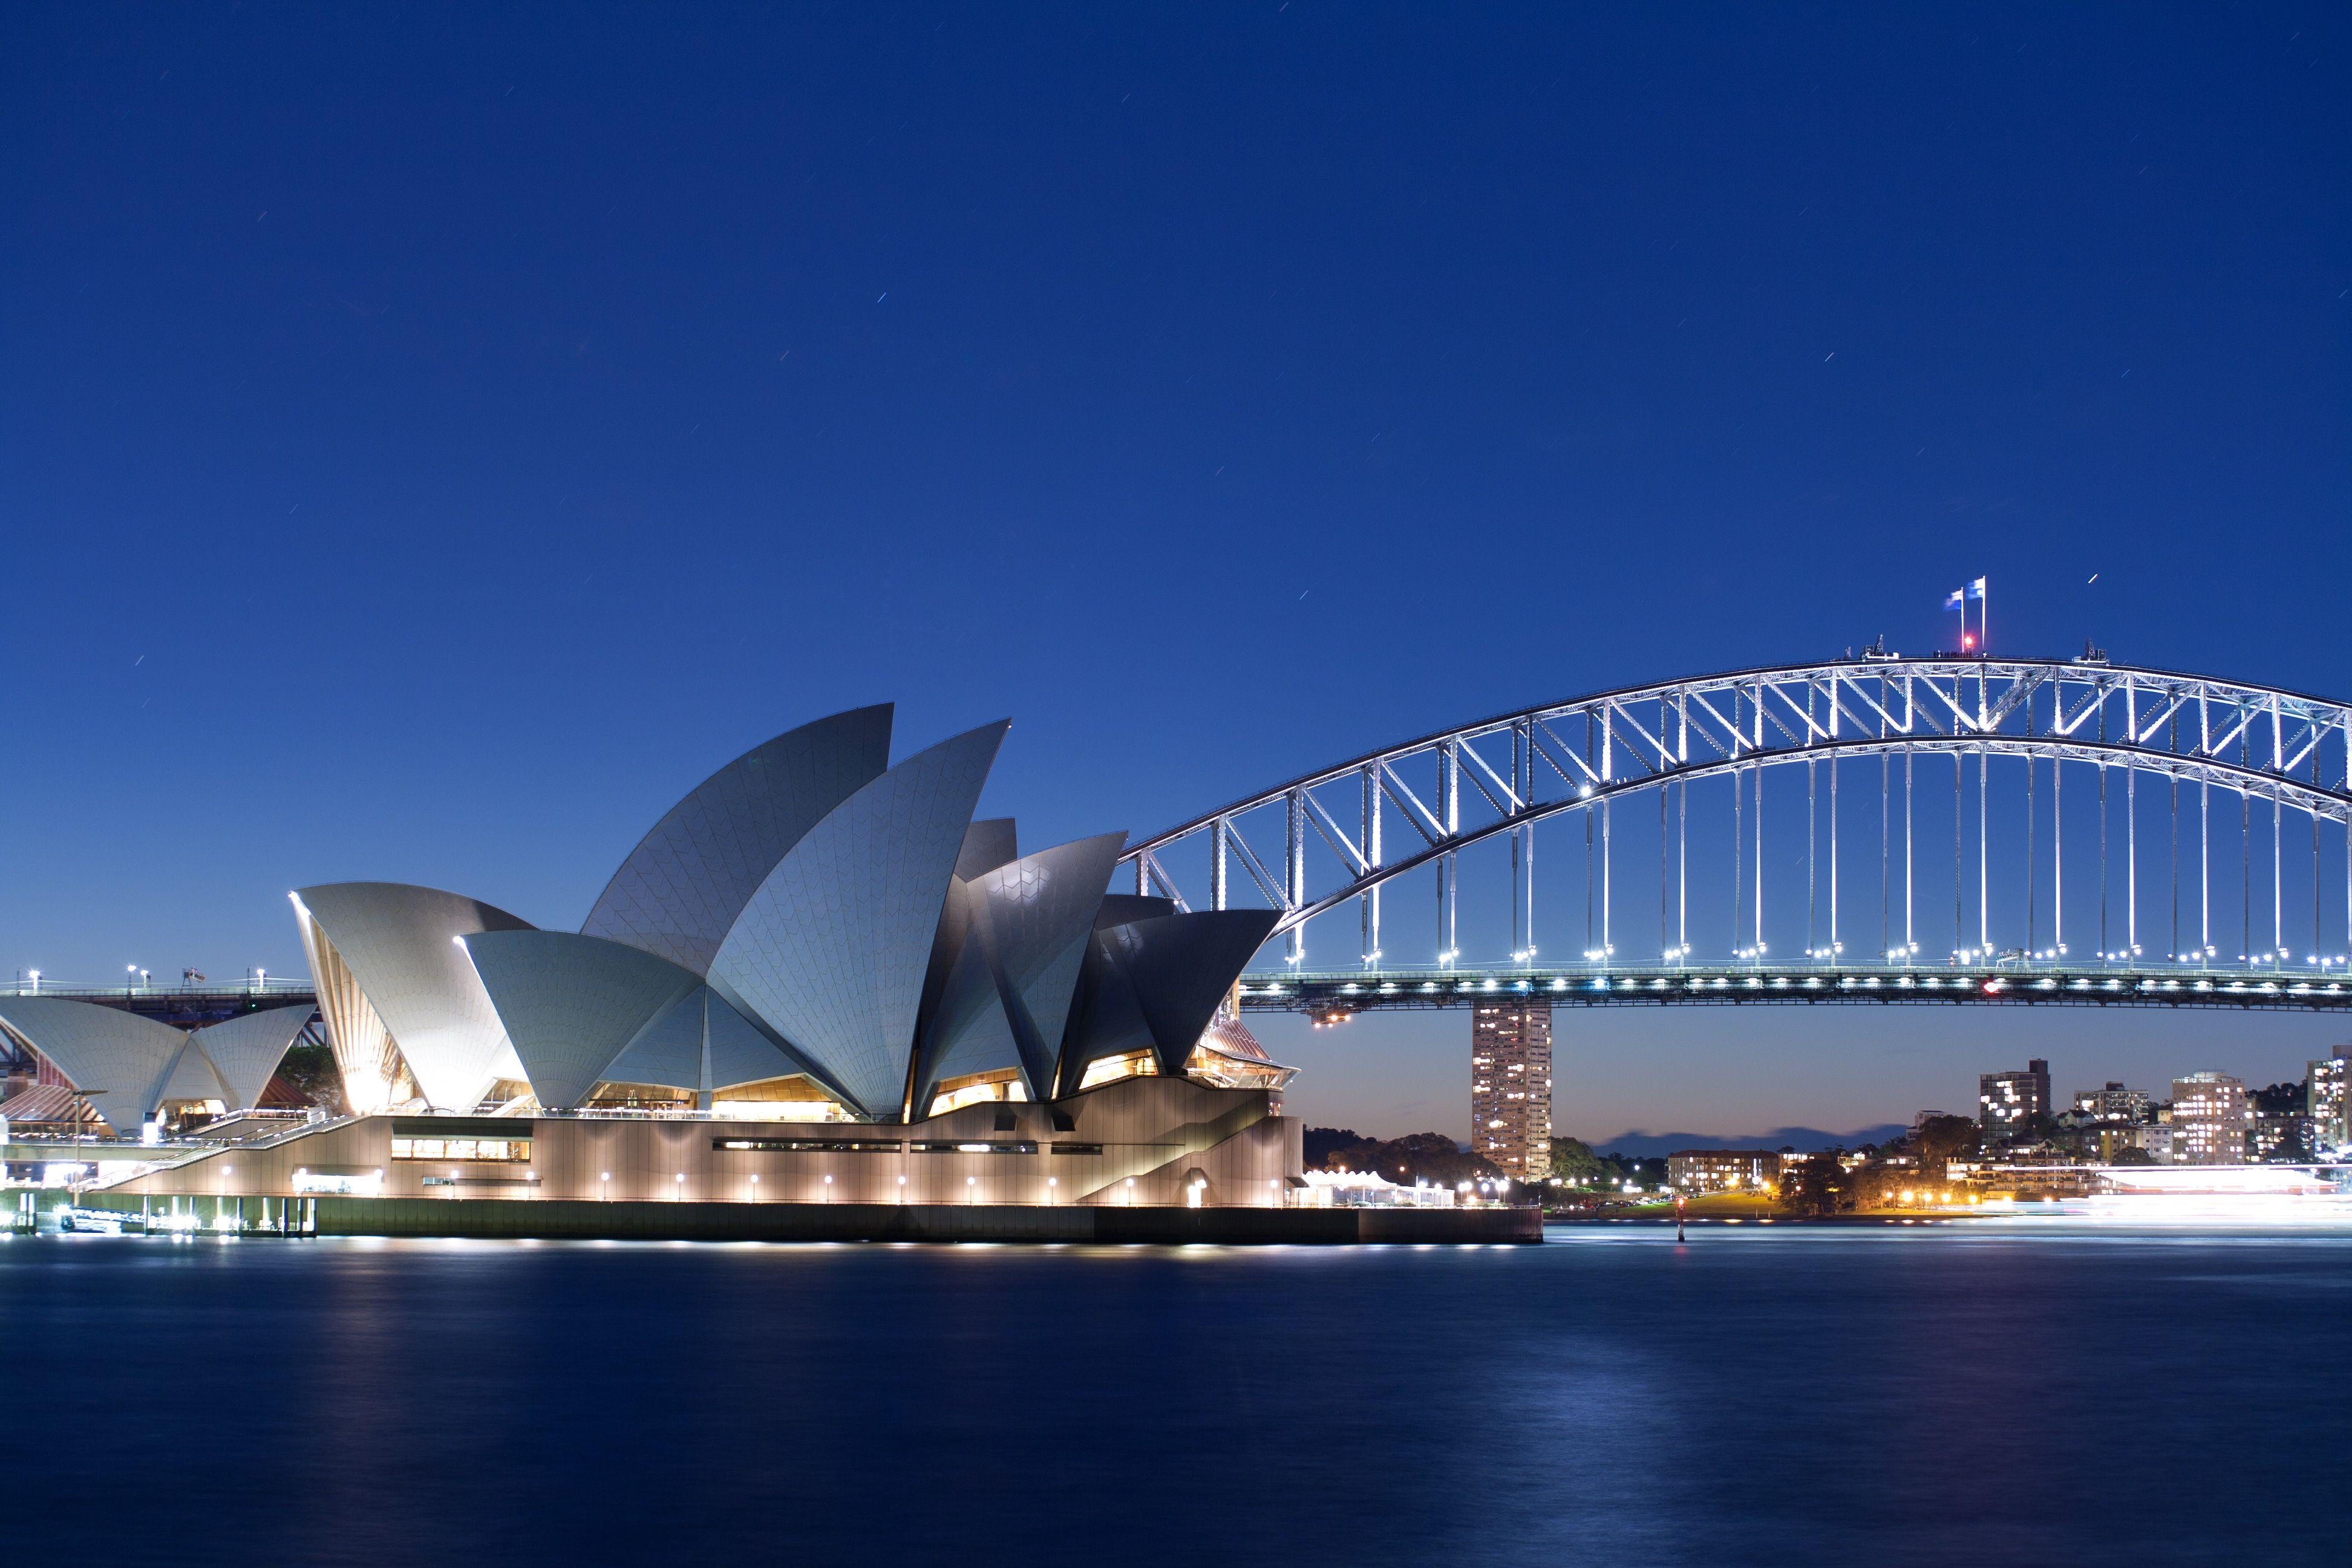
[[1962, 634, 1975, 650]]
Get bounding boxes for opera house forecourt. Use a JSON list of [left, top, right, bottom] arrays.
[[2, 706, 1535, 1243]]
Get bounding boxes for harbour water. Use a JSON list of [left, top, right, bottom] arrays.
[[3, 1221, 2345, 1566]]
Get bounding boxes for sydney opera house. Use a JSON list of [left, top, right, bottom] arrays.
[[2, 706, 1319, 1229]]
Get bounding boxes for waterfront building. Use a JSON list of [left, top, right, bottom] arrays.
[[1979, 1059, 2051, 1142], [0, 706, 1309, 1210], [2072, 1082, 2149, 1123], [2308, 1050, 2349, 1154], [2170, 1073, 2249, 1166], [1666, 1149, 1780, 1193], [1470, 1004, 1552, 1180]]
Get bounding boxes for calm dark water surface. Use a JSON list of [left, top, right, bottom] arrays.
[[4, 1222, 2345, 1566]]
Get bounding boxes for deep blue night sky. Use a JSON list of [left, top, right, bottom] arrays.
[[5, 7, 2347, 1139]]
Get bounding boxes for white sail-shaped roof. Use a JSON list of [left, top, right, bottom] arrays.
[[294, 893, 403, 1115], [292, 883, 534, 1112], [911, 894, 1026, 1112], [462, 932, 704, 1110], [158, 1038, 235, 1107], [582, 706, 893, 976], [954, 818, 1019, 880], [0, 998, 190, 1134], [190, 1005, 315, 1111], [598, 985, 707, 1092], [595, 985, 845, 1101], [970, 832, 1126, 1091], [710, 720, 1008, 1117], [704, 987, 822, 1091]]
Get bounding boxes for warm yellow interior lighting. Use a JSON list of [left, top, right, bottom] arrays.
[[1076, 1049, 1158, 1091], [928, 1069, 1030, 1116]]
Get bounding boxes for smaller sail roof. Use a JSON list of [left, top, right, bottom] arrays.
[[0, 998, 190, 1134], [969, 832, 1126, 1090], [462, 932, 704, 1110], [597, 985, 849, 1100], [191, 1005, 316, 1112], [293, 883, 535, 1112]]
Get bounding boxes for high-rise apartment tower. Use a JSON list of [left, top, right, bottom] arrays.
[[1471, 1005, 1552, 1181], [2171, 1072, 2249, 1166], [1979, 1059, 2051, 1142]]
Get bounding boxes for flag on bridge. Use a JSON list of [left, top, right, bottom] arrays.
[[1945, 577, 1986, 652]]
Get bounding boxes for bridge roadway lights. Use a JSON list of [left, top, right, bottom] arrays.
[[1238, 966, 2352, 1014]]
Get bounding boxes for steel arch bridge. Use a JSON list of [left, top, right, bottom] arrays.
[[1117, 654, 2352, 1017]]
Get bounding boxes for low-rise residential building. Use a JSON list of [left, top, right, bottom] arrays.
[[1666, 1149, 1782, 1193], [2096, 1122, 2172, 1164], [2073, 1081, 2150, 1123]]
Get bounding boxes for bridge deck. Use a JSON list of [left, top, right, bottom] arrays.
[[1241, 964, 2352, 1013], [0, 984, 317, 1026]]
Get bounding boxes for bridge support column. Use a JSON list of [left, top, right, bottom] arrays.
[[1285, 791, 1305, 967]]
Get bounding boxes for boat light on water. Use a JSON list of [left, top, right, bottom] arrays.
[[2078, 1165, 2352, 1224]]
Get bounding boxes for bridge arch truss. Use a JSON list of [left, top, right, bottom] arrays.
[[1119, 658, 2352, 1005]]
